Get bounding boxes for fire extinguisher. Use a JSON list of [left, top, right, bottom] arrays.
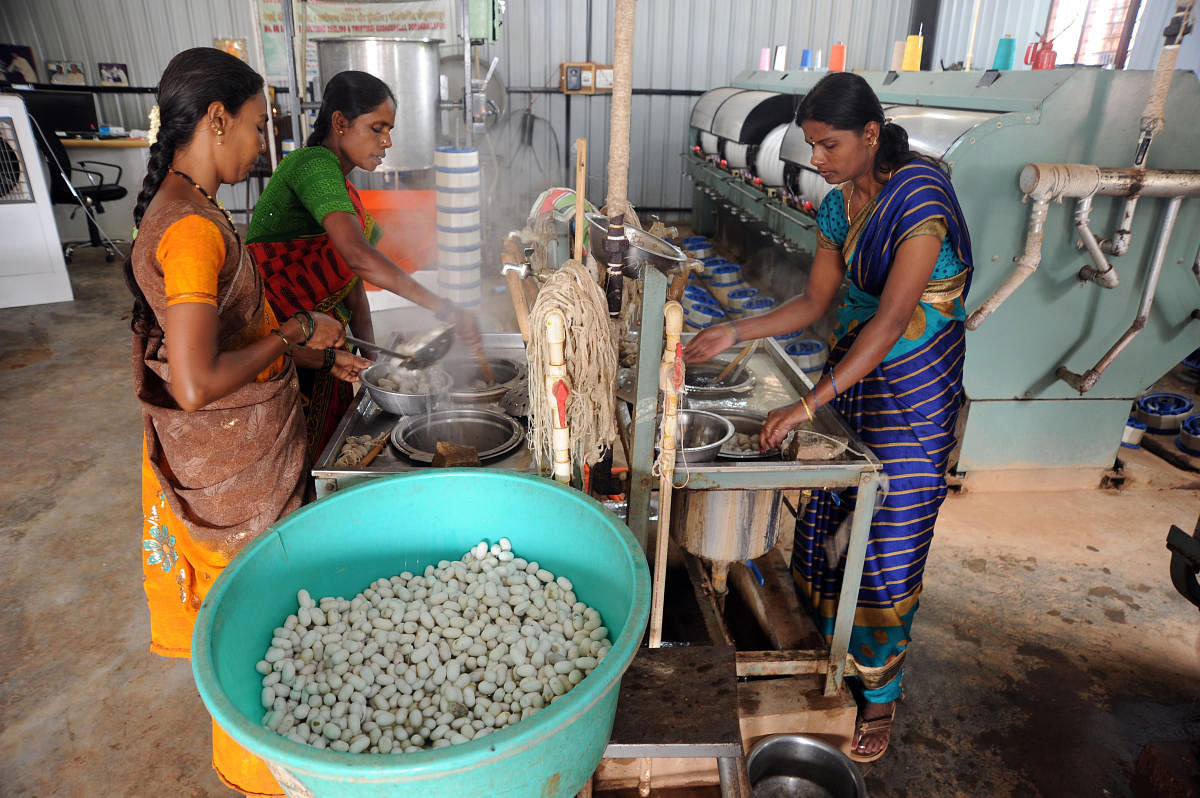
[[1025, 35, 1057, 70]]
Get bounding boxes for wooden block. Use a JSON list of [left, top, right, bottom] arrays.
[[738, 673, 857, 754], [593, 757, 719, 792], [730, 547, 825, 651], [432, 440, 480, 468]]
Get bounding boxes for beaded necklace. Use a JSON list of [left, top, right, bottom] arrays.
[[169, 167, 238, 242]]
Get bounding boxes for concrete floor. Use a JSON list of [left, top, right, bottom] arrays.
[[2, 250, 1199, 797]]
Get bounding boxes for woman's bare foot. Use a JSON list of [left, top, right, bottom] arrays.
[[849, 699, 896, 762]]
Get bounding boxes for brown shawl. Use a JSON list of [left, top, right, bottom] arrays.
[[131, 199, 306, 561]]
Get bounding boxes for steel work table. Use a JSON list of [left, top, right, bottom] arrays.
[[623, 265, 884, 696], [311, 332, 534, 498], [315, 291, 882, 694]]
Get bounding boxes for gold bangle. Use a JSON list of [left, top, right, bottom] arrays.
[[799, 394, 814, 423], [270, 328, 291, 351]]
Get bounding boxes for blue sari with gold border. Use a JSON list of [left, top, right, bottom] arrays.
[[793, 160, 973, 702]]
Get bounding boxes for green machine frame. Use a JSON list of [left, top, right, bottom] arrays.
[[686, 67, 1200, 476]]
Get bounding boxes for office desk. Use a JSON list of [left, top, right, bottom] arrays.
[[54, 138, 147, 246], [61, 138, 149, 150]]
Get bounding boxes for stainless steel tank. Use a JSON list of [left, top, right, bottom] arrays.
[[316, 37, 442, 172], [670, 488, 795, 563]]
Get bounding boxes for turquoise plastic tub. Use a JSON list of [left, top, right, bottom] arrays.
[[192, 470, 651, 797]]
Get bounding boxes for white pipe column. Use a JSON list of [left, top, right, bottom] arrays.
[[544, 310, 571, 484], [966, 194, 1051, 330]]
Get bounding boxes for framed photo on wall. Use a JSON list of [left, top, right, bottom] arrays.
[[98, 62, 130, 86], [0, 43, 38, 83], [47, 60, 86, 85], [214, 38, 248, 63]]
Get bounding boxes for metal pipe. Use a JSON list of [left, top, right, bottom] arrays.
[[1019, 162, 1200, 198], [971, 161, 1200, 327], [1075, 196, 1119, 288], [966, 195, 1050, 330], [461, 0, 472, 147], [280, 0, 304, 146], [1057, 196, 1183, 393]]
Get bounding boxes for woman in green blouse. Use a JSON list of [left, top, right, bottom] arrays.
[[248, 70, 479, 460]]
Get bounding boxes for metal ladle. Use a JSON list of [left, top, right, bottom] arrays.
[[346, 326, 456, 370]]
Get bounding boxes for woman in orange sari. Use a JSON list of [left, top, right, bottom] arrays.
[[126, 48, 357, 796]]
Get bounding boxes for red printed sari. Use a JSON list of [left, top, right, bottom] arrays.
[[248, 181, 378, 461]]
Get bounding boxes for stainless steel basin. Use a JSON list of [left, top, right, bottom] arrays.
[[390, 408, 525, 464], [585, 212, 687, 271], [746, 734, 866, 798]]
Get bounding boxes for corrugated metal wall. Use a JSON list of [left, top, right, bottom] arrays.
[[3, 0, 911, 219], [928, 0, 1052, 71], [490, 0, 913, 215], [1, 0, 257, 130]]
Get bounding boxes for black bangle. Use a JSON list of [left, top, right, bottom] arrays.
[[319, 347, 336, 373], [271, 328, 291, 352]]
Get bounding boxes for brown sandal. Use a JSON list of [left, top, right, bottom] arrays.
[[848, 704, 895, 763]]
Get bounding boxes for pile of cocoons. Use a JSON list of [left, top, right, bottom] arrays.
[[256, 538, 612, 754]]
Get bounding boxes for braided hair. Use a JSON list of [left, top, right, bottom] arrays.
[[307, 71, 394, 147], [796, 71, 943, 183], [123, 47, 263, 332]]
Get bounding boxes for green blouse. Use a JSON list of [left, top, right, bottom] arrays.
[[247, 146, 361, 245]]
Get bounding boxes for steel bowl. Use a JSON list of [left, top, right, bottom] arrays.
[[673, 410, 735, 464], [716, 409, 780, 460], [361, 363, 452, 416], [684, 358, 755, 399], [586, 212, 687, 271], [746, 734, 866, 798], [390, 408, 525, 464], [442, 356, 523, 405]]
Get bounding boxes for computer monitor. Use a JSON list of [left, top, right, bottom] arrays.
[[13, 88, 100, 136]]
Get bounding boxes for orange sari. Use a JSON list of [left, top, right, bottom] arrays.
[[133, 207, 304, 797]]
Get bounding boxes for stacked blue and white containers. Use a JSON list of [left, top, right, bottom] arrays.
[[435, 146, 482, 309]]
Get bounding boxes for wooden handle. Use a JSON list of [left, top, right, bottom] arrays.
[[573, 138, 588, 262], [715, 341, 755, 385], [649, 300, 686, 649], [506, 269, 532, 344], [357, 434, 389, 469], [476, 351, 496, 385], [667, 260, 703, 303]]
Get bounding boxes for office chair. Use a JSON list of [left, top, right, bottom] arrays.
[[37, 132, 128, 262]]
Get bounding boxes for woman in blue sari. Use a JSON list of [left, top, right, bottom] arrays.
[[684, 71, 972, 762]]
